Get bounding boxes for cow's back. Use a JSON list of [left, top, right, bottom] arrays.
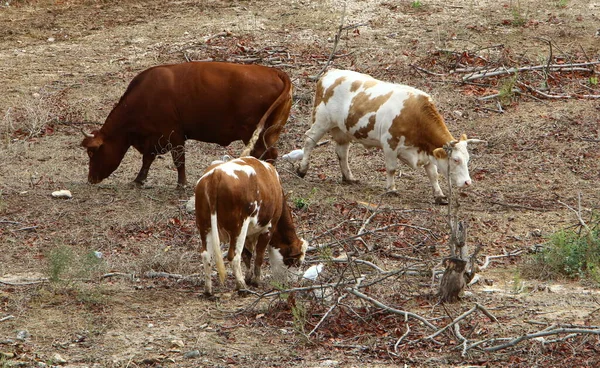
[[108, 62, 290, 146]]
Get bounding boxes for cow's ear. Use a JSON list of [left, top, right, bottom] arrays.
[[460, 134, 468, 141], [82, 136, 103, 150], [433, 148, 447, 159]]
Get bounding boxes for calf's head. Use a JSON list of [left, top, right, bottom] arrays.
[[81, 130, 128, 184], [432, 134, 485, 188]]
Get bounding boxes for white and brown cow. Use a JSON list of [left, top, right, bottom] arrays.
[[297, 69, 485, 204], [195, 157, 308, 295]]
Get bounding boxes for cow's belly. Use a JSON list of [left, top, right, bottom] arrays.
[[356, 137, 381, 148]]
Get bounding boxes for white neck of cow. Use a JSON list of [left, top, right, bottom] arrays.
[[434, 141, 473, 188]]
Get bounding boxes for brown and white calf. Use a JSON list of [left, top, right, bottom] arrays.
[[297, 69, 485, 204], [195, 157, 308, 295]]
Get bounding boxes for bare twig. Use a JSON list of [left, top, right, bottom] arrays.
[[0, 315, 15, 322], [310, 2, 347, 80], [346, 288, 437, 331], [394, 315, 411, 353], [144, 271, 183, 279], [482, 328, 600, 352], [308, 294, 347, 337], [0, 278, 48, 286], [463, 61, 600, 81], [203, 30, 233, 44]]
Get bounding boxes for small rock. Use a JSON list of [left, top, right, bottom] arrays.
[[531, 229, 542, 237], [51, 190, 72, 199], [52, 353, 67, 364], [47, 37, 55, 42], [183, 350, 200, 359], [16, 330, 30, 340], [147, 323, 154, 328], [170, 339, 185, 348], [320, 360, 339, 367], [0, 352, 15, 359], [185, 196, 195, 214]]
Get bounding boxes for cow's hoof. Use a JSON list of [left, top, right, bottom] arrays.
[[296, 169, 307, 178], [435, 196, 449, 205], [245, 277, 259, 287], [342, 178, 359, 184], [176, 183, 187, 191]]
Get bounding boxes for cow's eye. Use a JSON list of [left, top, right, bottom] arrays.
[[453, 158, 460, 164], [87, 151, 94, 158]]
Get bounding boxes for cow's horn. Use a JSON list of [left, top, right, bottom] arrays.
[[81, 129, 94, 138], [465, 138, 487, 144], [449, 140, 458, 147]]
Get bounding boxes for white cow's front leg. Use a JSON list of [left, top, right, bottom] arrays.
[[424, 161, 447, 205], [383, 148, 399, 192], [232, 218, 251, 290], [297, 121, 330, 178]]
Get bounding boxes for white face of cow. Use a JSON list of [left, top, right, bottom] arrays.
[[435, 140, 473, 188]]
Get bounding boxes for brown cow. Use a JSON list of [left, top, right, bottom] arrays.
[[81, 62, 292, 187], [195, 157, 307, 295]]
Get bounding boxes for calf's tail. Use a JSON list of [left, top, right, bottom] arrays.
[[210, 212, 226, 284]]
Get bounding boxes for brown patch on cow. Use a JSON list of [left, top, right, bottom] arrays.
[[362, 80, 378, 89], [322, 76, 346, 105], [311, 81, 325, 124], [354, 115, 377, 139], [387, 94, 454, 154], [345, 91, 393, 130], [350, 80, 362, 92]]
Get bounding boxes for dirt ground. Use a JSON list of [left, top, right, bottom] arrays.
[[1, 0, 599, 367]]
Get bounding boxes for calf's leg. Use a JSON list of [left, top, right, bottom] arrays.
[[331, 129, 356, 183], [231, 218, 251, 291]]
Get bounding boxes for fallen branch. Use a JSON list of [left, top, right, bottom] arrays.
[[425, 303, 497, 341], [479, 249, 526, 270], [0, 315, 15, 322], [482, 327, 600, 352], [462, 61, 600, 81], [0, 278, 48, 286], [346, 288, 437, 331], [308, 294, 347, 337], [203, 30, 233, 44]]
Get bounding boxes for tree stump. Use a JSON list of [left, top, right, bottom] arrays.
[[438, 257, 467, 303]]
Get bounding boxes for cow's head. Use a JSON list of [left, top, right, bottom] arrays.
[[282, 238, 308, 267], [432, 134, 485, 188], [81, 130, 128, 184]]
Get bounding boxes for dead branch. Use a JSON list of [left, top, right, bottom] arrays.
[[203, 30, 233, 44], [0, 220, 21, 225], [326, 258, 386, 273], [411, 64, 447, 77], [101, 272, 135, 280], [454, 323, 468, 357], [346, 288, 437, 331], [487, 199, 548, 212], [516, 81, 572, 99], [144, 271, 183, 279], [308, 294, 347, 337], [426, 303, 497, 347], [0, 315, 15, 322], [462, 61, 600, 81], [0, 278, 48, 286], [394, 314, 411, 353], [317, 222, 437, 249], [479, 249, 526, 270], [481, 327, 600, 352], [558, 192, 591, 234], [309, 2, 347, 81]]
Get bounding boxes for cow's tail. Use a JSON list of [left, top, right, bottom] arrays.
[[240, 69, 292, 157], [206, 176, 226, 285]]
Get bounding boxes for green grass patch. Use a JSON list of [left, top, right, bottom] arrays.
[[526, 219, 600, 284]]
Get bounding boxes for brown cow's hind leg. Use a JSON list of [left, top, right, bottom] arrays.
[[171, 146, 186, 188]]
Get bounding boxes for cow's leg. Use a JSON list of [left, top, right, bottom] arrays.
[[243, 237, 257, 285], [424, 162, 448, 205], [170, 144, 187, 188], [134, 153, 156, 185], [383, 148, 399, 192], [249, 233, 271, 286], [231, 217, 251, 291], [200, 231, 213, 295], [297, 120, 330, 178], [331, 128, 356, 183]]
